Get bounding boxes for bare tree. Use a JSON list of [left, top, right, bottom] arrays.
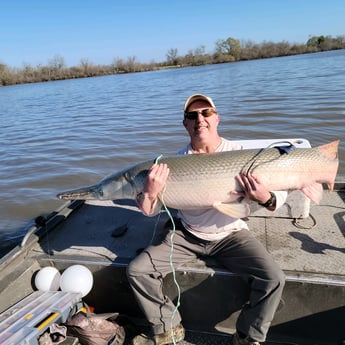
[[166, 48, 179, 66], [49, 54, 66, 70]]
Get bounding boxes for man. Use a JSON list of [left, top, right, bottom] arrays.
[[127, 94, 286, 345]]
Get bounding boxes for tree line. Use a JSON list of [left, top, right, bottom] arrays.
[[1, 34, 344, 86]]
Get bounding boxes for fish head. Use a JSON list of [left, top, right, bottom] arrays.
[[98, 168, 144, 200], [57, 161, 152, 201], [57, 171, 136, 201]]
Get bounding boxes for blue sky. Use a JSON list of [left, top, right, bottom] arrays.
[[1, 0, 344, 68]]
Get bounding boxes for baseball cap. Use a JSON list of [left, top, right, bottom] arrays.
[[183, 94, 216, 112]]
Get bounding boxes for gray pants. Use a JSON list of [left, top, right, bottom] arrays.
[[127, 225, 285, 342]]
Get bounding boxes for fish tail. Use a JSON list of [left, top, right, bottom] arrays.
[[317, 140, 340, 160], [316, 140, 340, 191]]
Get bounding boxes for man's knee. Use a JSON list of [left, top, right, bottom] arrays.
[[271, 266, 286, 293], [127, 254, 147, 278]]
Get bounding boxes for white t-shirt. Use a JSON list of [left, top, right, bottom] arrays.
[[176, 138, 287, 241]]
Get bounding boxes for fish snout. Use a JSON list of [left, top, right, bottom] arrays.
[[56, 184, 103, 200]]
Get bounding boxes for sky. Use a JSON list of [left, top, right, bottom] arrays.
[[1, 0, 344, 68]]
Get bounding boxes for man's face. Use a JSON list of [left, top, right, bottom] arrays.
[[183, 100, 220, 140]]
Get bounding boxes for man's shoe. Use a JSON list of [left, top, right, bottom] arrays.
[[232, 332, 260, 345], [132, 324, 185, 345]]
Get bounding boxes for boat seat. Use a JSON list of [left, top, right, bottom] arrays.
[[0, 291, 82, 345]]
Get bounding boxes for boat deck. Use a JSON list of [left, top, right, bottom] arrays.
[[28, 184, 345, 344]]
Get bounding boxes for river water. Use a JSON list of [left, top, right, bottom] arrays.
[[1, 50, 344, 255]]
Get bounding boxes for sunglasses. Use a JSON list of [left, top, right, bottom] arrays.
[[184, 108, 217, 120]]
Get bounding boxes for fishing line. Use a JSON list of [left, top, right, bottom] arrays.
[[243, 140, 297, 175], [292, 213, 317, 229], [154, 154, 163, 164], [148, 155, 165, 245], [154, 154, 180, 345], [160, 186, 180, 345]]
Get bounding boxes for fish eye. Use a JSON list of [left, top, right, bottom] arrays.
[[124, 172, 131, 182]]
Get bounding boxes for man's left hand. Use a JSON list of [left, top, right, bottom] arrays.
[[235, 172, 271, 204]]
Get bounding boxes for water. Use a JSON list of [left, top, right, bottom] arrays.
[[1, 50, 345, 256]]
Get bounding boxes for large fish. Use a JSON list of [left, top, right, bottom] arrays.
[[57, 140, 339, 218]]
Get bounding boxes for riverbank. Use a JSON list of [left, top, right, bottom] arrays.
[[1, 41, 344, 86]]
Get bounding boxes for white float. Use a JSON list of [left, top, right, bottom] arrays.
[[34, 266, 61, 291], [60, 264, 93, 297]]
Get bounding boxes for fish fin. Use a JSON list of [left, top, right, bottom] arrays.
[[301, 183, 323, 204], [316, 140, 340, 190], [317, 140, 339, 160], [213, 201, 250, 218]]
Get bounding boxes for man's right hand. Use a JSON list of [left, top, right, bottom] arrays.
[[136, 163, 170, 215], [144, 163, 170, 197]]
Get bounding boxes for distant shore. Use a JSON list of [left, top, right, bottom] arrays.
[[1, 35, 344, 86]]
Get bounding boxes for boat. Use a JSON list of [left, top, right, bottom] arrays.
[[0, 139, 344, 345]]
